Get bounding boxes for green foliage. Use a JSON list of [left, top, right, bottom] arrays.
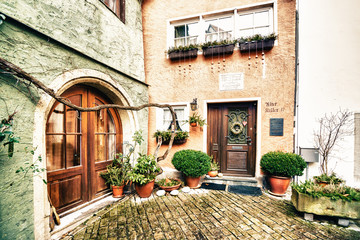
[[292, 180, 360, 202], [100, 153, 132, 186], [153, 130, 189, 142], [238, 33, 277, 44], [0, 115, 20, 158], [260, 151, 306, 177], [210, 157, 220, 171], [186, 112, 206, 127], [167, 44, 200, 54], [201, 39, 237, 49], [172, 149, 211, 177], [129, 154, 160, 185], [156, 178, 182, 187], [314, 173, 344, 185], [15, 147, 47, 184]]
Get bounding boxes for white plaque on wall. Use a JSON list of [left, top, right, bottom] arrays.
[[219, 73, 244, 91]]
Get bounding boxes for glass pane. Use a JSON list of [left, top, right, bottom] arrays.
[[175, 109, 185, 121], [239, 13, 253, 29], [66, 95, 81, 133], [187, 22, 199, 37], [108, 134, 116, 161], [254, 11, 269, 27], [95, 134, 106, 162], [175, 25, 186, 38], [66, 135, 81, 167], [239, 29, 254, 38], [218, 17, 233, 32], [47, 104, 64, 133], [205, 19, 218, 34], [205, 33, 218, 42], [95, 98, 105, 133], [254, 27, 270, 36], [187, 36, 198, 45], [46, 135, 65, 171], [107, 110, 116, 133], [219, 31, 232, 41], [227, 108, 248, 145], [174, 38, 185, 47]]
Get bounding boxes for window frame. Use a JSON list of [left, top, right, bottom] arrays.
[[100, 0, 125, 23], [156, 103, 190, 132]]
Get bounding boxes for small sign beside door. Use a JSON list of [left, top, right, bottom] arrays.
[[270, 118, 284, 136]]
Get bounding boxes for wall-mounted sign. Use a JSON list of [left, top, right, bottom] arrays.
[[219, 73, 244, 91], [270, 118, 284, 136]]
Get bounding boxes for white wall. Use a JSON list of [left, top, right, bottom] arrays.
[[297, 0, 360, 186]]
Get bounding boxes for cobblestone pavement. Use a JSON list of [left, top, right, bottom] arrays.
[[61, 189, 360, 240]]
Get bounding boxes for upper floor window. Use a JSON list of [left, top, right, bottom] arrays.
[[174, 22, 199, 47], [205, 16, 234, 42], [168, 4, 274, 48], [156, 104, 189, 131], [101, 0, 125, 23], [238, 8, 273, 38]]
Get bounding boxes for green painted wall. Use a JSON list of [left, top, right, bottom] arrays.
[[0, 0, 147, 239]]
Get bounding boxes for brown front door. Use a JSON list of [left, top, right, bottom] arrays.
[[46, 85, 122, 213], [207, 102, 256, 177]]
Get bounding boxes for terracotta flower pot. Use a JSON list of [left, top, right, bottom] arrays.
[[159, 179, 182, 192], [135, 180, 155, 198], [207, 170, 218, 177], [185, 176, 201, 188], [268, 176, 291, 195], [112, 185, 124, 198], [190, 122, 197, 127]]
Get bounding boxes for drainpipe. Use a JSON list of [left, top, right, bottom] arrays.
[[294, 1, 300, 155]]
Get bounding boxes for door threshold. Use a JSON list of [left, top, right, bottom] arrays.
[[51, 193, 125, 239], [204, 175, 260, 187]]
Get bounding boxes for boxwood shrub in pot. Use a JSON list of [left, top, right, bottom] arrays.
[[172, 149, 211, 188], [260, 151, 306, 195]]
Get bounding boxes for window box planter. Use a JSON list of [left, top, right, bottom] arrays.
[[291, 188, 360, 219], [158, 138, 187, 145], [168, 48, 198, 61], [239, 39, 275, 53], [153, 130, 189, 145], [202, 44, 235, 57]]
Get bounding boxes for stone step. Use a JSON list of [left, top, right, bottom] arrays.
[[203, 175, 259, 187]]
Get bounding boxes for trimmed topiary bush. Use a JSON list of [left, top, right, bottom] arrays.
[[172, 149, 211, 177], [260, 151, 306, 177]]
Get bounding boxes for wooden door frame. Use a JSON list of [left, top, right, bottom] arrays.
[[204, 98, 261, 177]]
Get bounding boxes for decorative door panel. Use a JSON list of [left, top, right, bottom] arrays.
[[207, 102, 256, 177], [46, 84, 122, 213]]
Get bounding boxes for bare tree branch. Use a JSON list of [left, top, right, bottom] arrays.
[[0, 56, 176, 162]]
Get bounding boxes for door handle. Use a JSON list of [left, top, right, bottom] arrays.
[[246, 136, 252, 146]]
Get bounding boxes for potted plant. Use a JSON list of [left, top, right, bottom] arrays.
[[187, 112, 206, 127], [156, 178, 182, 192], [260, 151, 306, 195], [100, 153, 132, 198], [201, 39, 236, 57], [153, 130, 189, 145], [167, 44, 199, 61], [291, 180, 360, 219], [238, 33, 277, 53], [313, 173, 344, 187], [172, 149, 211, 188], [129, 154, 160, 198], [207, 157, 220, 177]]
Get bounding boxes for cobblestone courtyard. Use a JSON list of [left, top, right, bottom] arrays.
[[62, 189, 360, 240]]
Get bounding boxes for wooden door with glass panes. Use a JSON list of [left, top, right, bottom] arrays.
[[207, 102, 256, 177], [46, 85, 122, 213]]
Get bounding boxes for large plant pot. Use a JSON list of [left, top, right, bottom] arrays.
[[185, 176, 201, 188], [291, 188, 360, 219], [202, 44, 235, 57], [112, 185, 125, 198], [268, 175, 291, 195], [168, 48, 198, 61], [135, 180, 155, 198]]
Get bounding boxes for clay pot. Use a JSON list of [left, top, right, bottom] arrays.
[[315, 181, 328, 187], [159, 181, 181, 192], [135, 180, 155, 198], [207, 170, 218, 177], [268, 176, 291, 195], [190, 122, 197, 127], [185, 176, 201, 188], [112, 185, 125, 198]]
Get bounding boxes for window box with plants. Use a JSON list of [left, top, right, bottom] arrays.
[[260, 151, 307, 195], [168, 44, 199, 61], [153, 130, 189, 145], [201, 39, 236, 57], [238, 33, 277, 53], [172, 149, 211, 188], [291, 180, 360, 219]]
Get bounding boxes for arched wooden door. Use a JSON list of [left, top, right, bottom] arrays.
[[46, 85, 122, 213]]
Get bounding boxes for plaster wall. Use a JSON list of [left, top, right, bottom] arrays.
[[297, 0, 360, 186], [142, 0, 296, 173]]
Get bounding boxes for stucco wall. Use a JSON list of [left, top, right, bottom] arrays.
[[0, 0, 147, 238], [142, 0, 296, 170], [297, 0, 360, 186]]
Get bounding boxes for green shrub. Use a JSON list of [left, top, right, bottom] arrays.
[[260, 151, 306, 177], [313, 173, 344, 185], [129, 154, 160, 185], [172, 149, 211, 177]]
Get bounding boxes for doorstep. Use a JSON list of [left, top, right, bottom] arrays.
[[203, 175, 260, 187], [51, 194, 126, 240]]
